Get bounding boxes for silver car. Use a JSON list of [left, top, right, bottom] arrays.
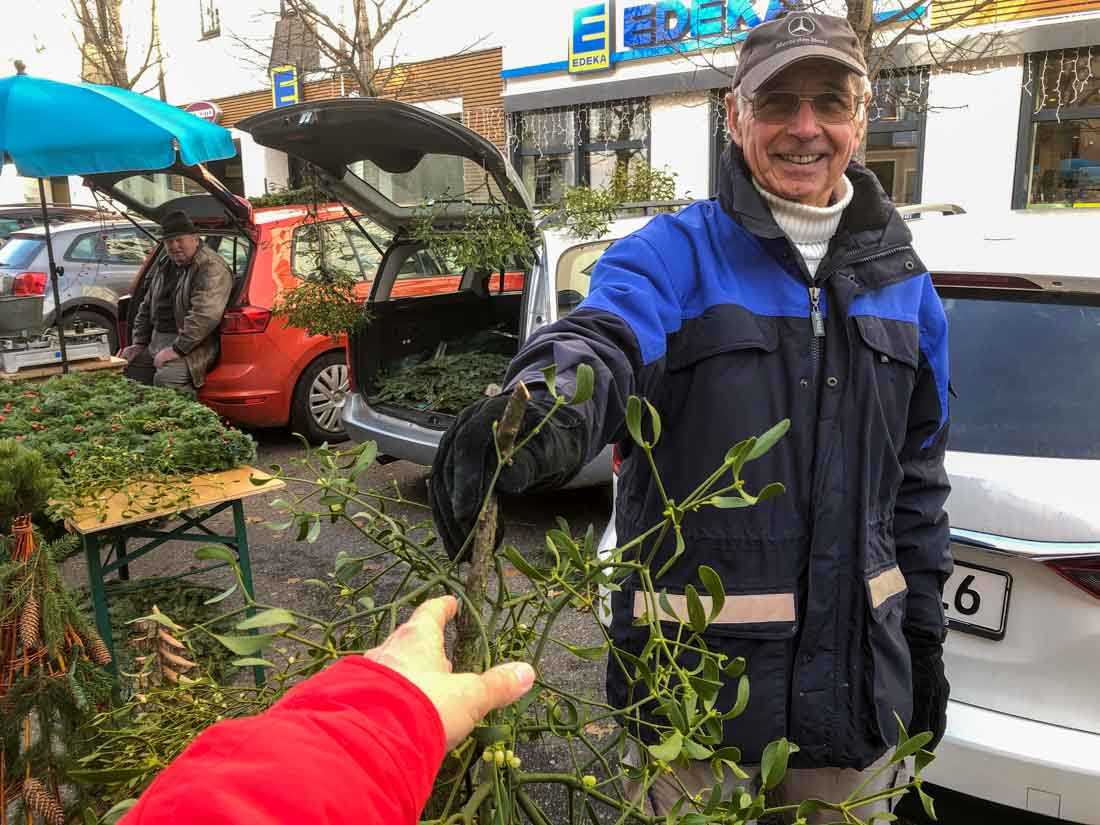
[[0, 219, 157, 350]]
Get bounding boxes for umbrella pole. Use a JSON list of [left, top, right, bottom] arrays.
[[37, 178, 69, 373]]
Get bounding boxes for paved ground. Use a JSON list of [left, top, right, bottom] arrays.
[[59, 428, 988, 824]]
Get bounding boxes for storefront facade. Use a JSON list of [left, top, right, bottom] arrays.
[[501, 0, 1100, 213]]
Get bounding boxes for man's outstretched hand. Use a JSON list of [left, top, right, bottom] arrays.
[[429, 395, 588, 561], [365, 596, 536, 749]]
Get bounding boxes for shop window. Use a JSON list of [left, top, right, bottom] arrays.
[[199, 0, 220, 39], [866, 70, 928, 206], [1014, 48, 1100, 209], [511, 99, 650, 205]]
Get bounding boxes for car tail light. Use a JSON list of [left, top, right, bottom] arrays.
[[611, 443, 622, 476], [1045, 557, 1100, 600], [12, 272, 47, 295], [220, 305, 271, 334]]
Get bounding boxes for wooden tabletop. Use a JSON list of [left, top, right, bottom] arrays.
[[66, 465, 287, 535], [0, 355, 127, 383]]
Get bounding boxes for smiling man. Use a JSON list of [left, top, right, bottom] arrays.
[[121, 211, 233, 398], [431, 12, 952, 821]]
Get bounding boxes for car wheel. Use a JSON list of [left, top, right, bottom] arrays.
[[291, 351, 350, 444], [65, 308, 119, 353]]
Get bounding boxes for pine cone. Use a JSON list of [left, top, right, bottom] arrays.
[[21, 777, 65, 825], [82, 631, 113, 666], [20, 595, 40, 649]]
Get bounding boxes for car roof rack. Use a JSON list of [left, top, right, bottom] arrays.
[[897, 202, 966, 218]]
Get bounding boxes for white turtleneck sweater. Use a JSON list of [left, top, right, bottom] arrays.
[[752, 175, 853, 279]]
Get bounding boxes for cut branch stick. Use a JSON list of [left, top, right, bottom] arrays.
[[452, 382, 530, 675]]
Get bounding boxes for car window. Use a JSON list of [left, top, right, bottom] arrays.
[[65, 231, 104, 262], [102, 228, 156, 264], [395, 248, 446, 281], [346, 224, 390, 276], [554, 240, 612, 316], [204, 233, 253, 279], [942, 290, 1100, 459], [0, 236, 44, 268], [292, 219, 372, 281], [0, 219, 22, 241]]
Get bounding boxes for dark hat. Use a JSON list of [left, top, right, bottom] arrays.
[[160, 210, 198, 239], [731, 13, 867, 96]]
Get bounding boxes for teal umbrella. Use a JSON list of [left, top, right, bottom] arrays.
[[0, 67, 236, 368]]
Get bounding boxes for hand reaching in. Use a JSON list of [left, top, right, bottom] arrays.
[[365, 596, 535, 749]]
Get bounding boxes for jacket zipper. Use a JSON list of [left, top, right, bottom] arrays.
[[806, 243, 911, 368], [808, 285, 824, 369]]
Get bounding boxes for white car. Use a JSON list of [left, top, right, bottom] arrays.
[[595, 207, 1100, 823]]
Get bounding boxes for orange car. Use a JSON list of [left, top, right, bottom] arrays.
[[89, 164, 476, 442]]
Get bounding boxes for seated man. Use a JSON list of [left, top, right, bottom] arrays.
[[121, 211, 232, 397]]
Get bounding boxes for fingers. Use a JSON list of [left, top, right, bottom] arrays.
[[473, 662, 536, 717], [409, 595, 458, 632]]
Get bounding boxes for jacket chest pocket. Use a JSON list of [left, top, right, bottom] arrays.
[[663, 310, 780, 401], [854, 315, 918, 445]]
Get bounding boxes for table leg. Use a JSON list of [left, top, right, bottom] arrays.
[[115, 533, 130, 581], [232, 500, 256, 601], [83, 533, 117, 676], [232, 500, 264, 687]]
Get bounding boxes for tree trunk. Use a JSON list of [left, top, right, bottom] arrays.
[[847, 0, 875, 161]]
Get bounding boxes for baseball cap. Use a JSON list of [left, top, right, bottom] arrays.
[[731, 12, 868, 96]]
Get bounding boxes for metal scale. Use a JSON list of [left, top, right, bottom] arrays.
[[0, 295, 112, 375]]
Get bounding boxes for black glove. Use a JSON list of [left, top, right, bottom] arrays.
[[908, 637, 949, 750], [429, 394, 588, 561]]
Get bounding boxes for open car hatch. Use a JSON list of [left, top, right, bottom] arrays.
[[237, 98, 533, 233], [84, 162, 254, 232]]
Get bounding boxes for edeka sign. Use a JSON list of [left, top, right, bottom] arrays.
[[271, 65, 302, 109], [621, 0, 782, 48], [565, 0, 785, 75], [569, 3, 613, 74], [519, 1, 929, 80]]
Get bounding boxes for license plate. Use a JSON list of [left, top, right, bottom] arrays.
[[942, 560, 1011, 640]]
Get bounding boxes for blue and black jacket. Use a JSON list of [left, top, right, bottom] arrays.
[[506, 145, 951, 770]]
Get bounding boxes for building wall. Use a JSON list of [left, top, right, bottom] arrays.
[[933, 0, 1100, 26], [921, 58, 1027, 213], [649, 92, 714, 199]]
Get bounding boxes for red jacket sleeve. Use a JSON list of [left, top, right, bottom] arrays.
[[121, 656, 447, 825]]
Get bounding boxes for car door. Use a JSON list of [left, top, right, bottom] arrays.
[[61, 229, 105, 304], [98, 226, 158, 302]]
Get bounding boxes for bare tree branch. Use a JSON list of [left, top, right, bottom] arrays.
[[70, 0, 164, 90]]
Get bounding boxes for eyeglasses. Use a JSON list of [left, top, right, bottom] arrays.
[[750, 91, 861, 124]]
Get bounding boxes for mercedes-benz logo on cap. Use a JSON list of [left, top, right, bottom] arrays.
[[788, 15, 816, 36]]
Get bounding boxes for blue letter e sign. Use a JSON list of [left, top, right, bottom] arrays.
[[271, 65, 301, 108], [569, 2, 611, 74]]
